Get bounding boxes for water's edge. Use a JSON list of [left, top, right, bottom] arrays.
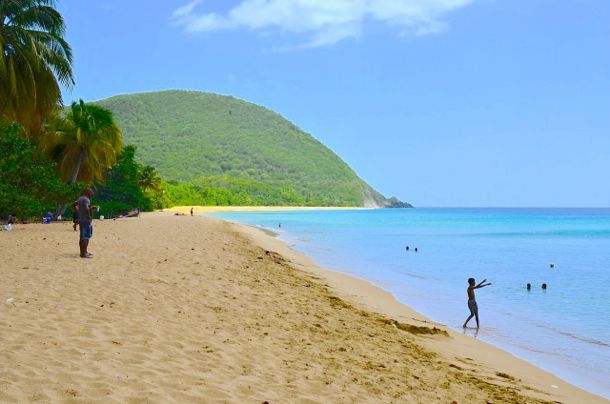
[[209, 209, 610, 399]]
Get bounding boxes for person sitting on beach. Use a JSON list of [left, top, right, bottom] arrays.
[[43, 212, 52, 224], [462, 277, 492, 329]]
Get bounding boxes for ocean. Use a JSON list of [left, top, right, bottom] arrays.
[[210, 208, 610, 398]]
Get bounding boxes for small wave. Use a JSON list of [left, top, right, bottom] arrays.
[[554, 329, 610, 348], [525, 321, 610, 348], [500, 314, 610, 349], [464, 229, 610, 238], [399, 271, 429, 280], [254, 225, 279, 237]]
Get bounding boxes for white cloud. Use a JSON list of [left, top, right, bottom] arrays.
[[172, 0, 203, 19], [171, 0, 477, 47]]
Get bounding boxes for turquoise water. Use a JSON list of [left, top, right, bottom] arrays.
[[211, 208, 610, 398]]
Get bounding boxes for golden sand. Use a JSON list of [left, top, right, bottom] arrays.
[[0, 213, 605, 403], [166, 205, 367, 214]]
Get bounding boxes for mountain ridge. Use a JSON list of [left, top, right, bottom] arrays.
[[96, 90, 410, 208]]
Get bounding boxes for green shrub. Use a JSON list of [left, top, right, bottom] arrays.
[[0, 123, 79, 220], [95, 145, 153, 216]]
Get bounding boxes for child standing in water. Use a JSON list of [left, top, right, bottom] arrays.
[[462, 277, 492, 329]]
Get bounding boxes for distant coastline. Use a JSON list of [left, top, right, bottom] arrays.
[[165, 205, 376, 214]]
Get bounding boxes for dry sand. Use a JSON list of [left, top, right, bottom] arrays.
[[0, 213, 606, 403], [167, 206, 367, 214]]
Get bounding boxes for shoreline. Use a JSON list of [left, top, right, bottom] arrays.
[[0, 212, 606, 402], [225, 216, 607, 403], [165, 205, 371, 214]]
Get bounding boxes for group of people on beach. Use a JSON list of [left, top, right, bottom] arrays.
[[175, 208, 195, 217], [2, 189, 97, 256], [403, 244, 551, 329], [2, 213, 30, 225], [4, 197, 537, 333], [405, 244, 492, 328]]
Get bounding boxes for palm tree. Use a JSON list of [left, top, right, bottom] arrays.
[[139, 165, 162, 194], [46, 100, 123, 184], [0, 0, 73, 137]]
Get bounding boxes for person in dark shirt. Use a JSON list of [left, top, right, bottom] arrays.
[[71, 189, 98, 258]]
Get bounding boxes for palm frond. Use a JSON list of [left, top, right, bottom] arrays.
[[0, 0, 73, 136]]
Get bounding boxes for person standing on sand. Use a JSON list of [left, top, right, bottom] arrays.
[[462, 277, 492, 329], [190, 207, 193, 216], [71, 188, 98, 258]]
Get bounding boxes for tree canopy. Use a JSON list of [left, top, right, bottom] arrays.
[[0, 123, 77, 218], [0, 2, 165, 220], [0, 0, 73, 137], [44, 100, 123, 184], [139, 165, 162, 194], [95, 145, 153, 216], [97, 90, 393, 207]]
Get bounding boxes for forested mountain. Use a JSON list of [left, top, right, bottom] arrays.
[[97, 90, 409, 207]]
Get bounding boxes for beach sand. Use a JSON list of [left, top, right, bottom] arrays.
[[167, 205, 366, 214], [0, 213, 605, 403]]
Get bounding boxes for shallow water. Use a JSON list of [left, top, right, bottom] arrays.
[[211, 208, 610, 398]]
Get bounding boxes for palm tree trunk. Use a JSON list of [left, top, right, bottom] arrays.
[[56, 202, 68, 218], [57, 148, 87, 216], [68, 148, 87, 185]]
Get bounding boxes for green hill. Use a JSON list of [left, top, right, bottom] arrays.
[[96, 90, 409, 207]]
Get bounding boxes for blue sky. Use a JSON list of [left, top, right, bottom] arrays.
[[58, 0, 610, 207]]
